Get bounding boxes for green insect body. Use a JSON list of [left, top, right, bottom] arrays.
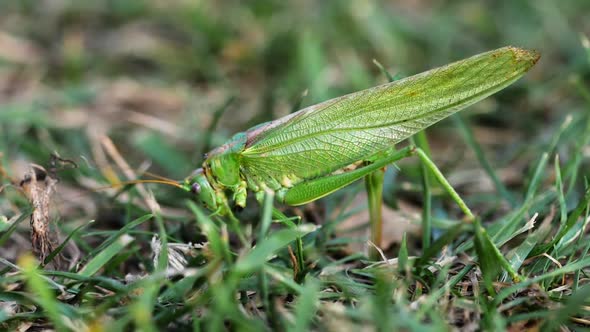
[[182, 46, 539, 216]]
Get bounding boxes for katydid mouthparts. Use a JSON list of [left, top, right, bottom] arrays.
[[180, 46, 539, 223]]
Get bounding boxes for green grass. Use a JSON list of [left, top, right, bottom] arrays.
[[1, 1, 590, 331]]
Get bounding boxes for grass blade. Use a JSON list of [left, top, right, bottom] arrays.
[[289, 278, 320, 332], [18, 254, 68, 331], [235, 225, 315, 274], [79, 234, 134, 277]]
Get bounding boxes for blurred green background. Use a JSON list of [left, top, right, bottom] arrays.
[[0, 0, 588, 215]]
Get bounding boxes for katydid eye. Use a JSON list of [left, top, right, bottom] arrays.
[[190, 183, 201, 194]]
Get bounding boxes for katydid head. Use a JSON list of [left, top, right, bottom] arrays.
[[183, 168, 217, 211]]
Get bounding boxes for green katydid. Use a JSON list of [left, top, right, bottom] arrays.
[[177, 46, 539, 252]]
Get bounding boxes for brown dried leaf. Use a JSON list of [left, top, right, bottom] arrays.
[[20, 164, 59, 266], [17, 154, 77, 268]]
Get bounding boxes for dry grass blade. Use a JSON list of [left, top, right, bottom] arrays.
[[100, 135, 161, 214]]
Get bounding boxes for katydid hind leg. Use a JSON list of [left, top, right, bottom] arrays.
[[282, 146, 414, 206], [414, 147, 475, 221]]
